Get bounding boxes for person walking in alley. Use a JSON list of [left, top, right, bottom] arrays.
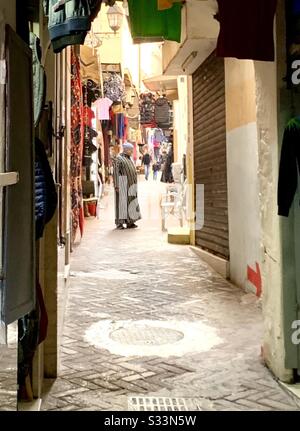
[[152, 160, 160, 181], [142, 149, 151, 181], [113, 142, 141, 229]]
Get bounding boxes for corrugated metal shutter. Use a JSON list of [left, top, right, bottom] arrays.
[[193, 51, 229, 260]]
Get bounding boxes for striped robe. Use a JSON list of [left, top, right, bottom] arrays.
[[113, 153, 141, 225]]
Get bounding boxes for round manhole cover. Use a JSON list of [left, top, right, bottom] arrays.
[[109, 325, 184, 346]]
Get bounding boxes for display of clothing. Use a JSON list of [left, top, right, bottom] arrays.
[[140, 93, 156, 126], [94, 97, 113, 120], [128, 0, 182, 43], [215, 0, 277, 62], [103, 72, 126, 102], [71, 48, 84, 242], [35, 138, 58, 240], [83, 106, 95, 127], [43, 0, 103, 53], [155, 97, 172, 129], [30, 33, 46, 128], [154, 127, 165, 143], [278, 117, 300, 217]]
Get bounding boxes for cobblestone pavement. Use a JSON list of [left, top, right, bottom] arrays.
[[41, 179, 300, 411]]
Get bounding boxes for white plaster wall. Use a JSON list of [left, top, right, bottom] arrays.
[[254, 60, 292, 382], [225, 59, 262, 293], [227, 123, 262, 291]]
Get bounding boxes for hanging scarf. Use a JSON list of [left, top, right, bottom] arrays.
[[71, 48, 84, 243]]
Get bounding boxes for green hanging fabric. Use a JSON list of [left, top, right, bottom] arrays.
[[128, 0, 182, 43]]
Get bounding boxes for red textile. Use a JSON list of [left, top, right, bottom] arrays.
[[124, 116, 129, 141], [71, 48, 84, 243], [83, 106, 95, 127]]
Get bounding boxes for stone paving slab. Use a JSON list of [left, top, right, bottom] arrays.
[[41, 181, 300, 412]]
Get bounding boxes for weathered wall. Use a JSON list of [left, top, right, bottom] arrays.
[[254, 56, 291, 381], [225, 59, 262, 294], [0, 0, 16, 30], [258, 0, 299, 382]]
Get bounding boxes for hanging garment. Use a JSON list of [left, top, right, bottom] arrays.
[[18, 279, 49, 391], [155, 97, 171, 129], [43, 0, 103, 53], [94, 97, 113, 120], [71, 48, 84, 242], [216, 0, 277, 62], [103, 72, 126, 102], [35, 138, 58, 240], [127, 92, 140, 129], [128, 0, 182, 43], [278, 117, 300, 217], [154, 127, 166, 143], [140, 93, 156, 126], [83, 106, 95, 127], [30, 33, 46, 128], [117, 114, 125, 139]]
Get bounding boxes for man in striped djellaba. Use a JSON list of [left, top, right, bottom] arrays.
[[113, 143, 141, 229]]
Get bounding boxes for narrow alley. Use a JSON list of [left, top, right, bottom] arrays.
[[41, 179, 300, 411], [2, 0, 300, 415]]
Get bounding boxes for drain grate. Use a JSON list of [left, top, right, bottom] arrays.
[[128, 397, 192, 411], [110, 326, 184, 346]]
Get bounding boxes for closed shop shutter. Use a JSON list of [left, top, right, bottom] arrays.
[[193, 51, 229, 260]]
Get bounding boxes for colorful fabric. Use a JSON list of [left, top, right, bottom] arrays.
[[103, 72, 126, 102], [70, 48, 84, 243], [140, 93, 156, 125], [128, 0, 182, 43], [83, 106, 95, 127], [154, 97, 171, 129], [95, 97, 113, 120]]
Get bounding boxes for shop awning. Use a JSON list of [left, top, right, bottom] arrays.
[[127, 0, 182, 43], [143, 75, 178, 100]]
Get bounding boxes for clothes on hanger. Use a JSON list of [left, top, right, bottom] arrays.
[[278, 117, 300, 217], [140, 93, 156, 126], [154, 96, 171, 128], [103, 72, 126, 102], [154, 127, 165, 143], [43, 0, 103, 53], [94, 97, 113, 120], [83, 106, 95, 127], [215, 0, 277, 62], [30, 33, 46, 128], [35, 137, 58, 240]]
